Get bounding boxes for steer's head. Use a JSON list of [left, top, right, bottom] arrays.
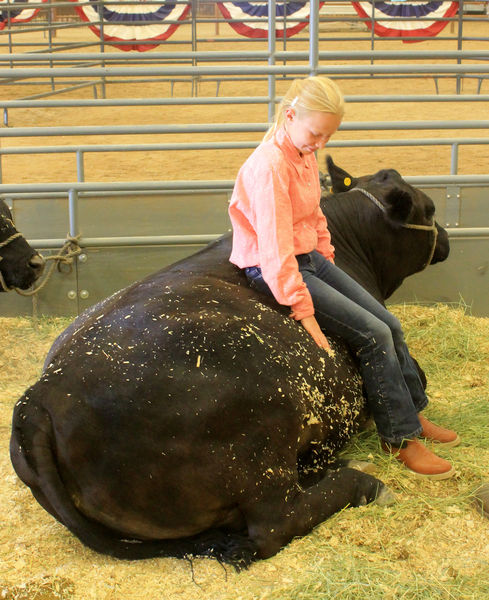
[[320, 156, 450, 302], [0, 200, 45, 291]]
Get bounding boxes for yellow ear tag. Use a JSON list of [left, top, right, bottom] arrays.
[[344, 177, 351, 187]]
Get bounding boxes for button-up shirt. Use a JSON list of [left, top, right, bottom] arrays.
[[229, 126, 335, 320]]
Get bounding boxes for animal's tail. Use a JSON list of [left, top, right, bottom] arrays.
[[9, 397, 256, 570]]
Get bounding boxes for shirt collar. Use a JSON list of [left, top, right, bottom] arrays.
[[274, 126, 305, 164]]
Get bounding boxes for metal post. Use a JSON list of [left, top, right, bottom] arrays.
[[282, 0, 287, 54], [450, 142, 459, 174], [98, 0, 107, 99], [47, 0, 55, 91], [192, 0, 198, 96], [268, 0, 277, 123], [76, 151, 85, 182], [67, 187, 80, 311], [457, 0, 464, 94], [68, 188, 80, 240], [309, 0, 319, 75], [7, 2, 13, 60], [370, 0, 375, 71]]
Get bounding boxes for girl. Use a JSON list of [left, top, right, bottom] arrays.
[[228, 76, 459, 480]]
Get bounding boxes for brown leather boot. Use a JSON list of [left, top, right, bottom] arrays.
[[381, 439, 455, 480], [418, 414, 461, 448]]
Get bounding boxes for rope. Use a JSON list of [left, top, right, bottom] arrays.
[[13, 235, 82, 297], [352, 187, 387, 214], [0, 270, 12, 292], [0, 231, 23, 250], [405, 221, 438, 268]]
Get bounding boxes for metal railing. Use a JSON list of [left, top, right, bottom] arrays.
[[2, 132, 489, 184], [2, 174, 489, 251], [0, 0, 488, 316]]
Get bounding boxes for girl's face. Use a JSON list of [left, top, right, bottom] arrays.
[[285, 108, 341, 155]]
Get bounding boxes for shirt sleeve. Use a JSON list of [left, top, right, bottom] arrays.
[[247, 157, 315, 320], [315, 208, 335, 264]]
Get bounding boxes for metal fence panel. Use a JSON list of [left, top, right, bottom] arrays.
[[76, 191, 230, 237], [389, 237, 489, 316], [389, 185, 488, 316], [76, 245, 207, 314]]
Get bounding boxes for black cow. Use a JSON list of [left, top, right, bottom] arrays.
[[0, 199, 44, 291], [10, 159, 449, 568]]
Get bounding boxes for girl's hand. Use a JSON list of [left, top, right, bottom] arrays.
[[294, 314, 333, 354]]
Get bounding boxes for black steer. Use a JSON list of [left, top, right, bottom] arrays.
[[0, 199, 44, 291], [10, 159, 449, 567]]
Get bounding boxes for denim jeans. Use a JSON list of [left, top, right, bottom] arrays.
[[244, 251, 427, 445]]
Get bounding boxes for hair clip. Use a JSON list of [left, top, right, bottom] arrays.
[[290, 96, 299, 108]]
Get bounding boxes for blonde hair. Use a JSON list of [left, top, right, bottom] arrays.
[[264, 76, 345, 141]]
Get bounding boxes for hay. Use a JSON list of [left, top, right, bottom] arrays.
[[1, 303, 488, 600]]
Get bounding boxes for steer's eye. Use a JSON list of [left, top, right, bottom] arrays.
[[425, 205, 435, 219]]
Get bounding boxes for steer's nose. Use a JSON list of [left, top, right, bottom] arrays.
[[29, 253, 45, 275]]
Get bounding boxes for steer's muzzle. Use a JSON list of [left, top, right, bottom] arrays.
[[431, 223, 450, 265], [29, 253, 45, 277], [0, 252, 45, 291]]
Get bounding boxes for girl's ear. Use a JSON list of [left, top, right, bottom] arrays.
[[326, 155, 357, 193], [284, 107, 295, 122]]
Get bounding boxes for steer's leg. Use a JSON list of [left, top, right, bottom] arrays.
[[242, 467, 384, 559]]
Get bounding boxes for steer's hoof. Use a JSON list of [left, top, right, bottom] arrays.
[[374, 484, 396, 507], [473, 483, 489, 519]]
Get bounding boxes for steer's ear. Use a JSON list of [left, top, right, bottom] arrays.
[[326, 155, 358, 193], [384, 188, 413, 225]]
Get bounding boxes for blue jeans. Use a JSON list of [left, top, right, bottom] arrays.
[[244, 251, 427, 445]]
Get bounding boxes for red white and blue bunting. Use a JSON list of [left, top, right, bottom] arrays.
[[0, 0, 47, 30], [217, 1, 325, 39], [351, 1, 459, 42], [1, 1, 462, 48], [69, 0, 191, 52]]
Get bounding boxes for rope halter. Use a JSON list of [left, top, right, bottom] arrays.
[[0, 209, 82, 294], [0, 214, 22, 255], [351, 187, 438, 271], [0, 231, 23, 252]]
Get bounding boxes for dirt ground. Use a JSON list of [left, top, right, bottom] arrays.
[[1, 16, 489, 600]]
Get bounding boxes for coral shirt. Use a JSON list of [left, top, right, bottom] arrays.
[[229, 126, 335, 321]]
